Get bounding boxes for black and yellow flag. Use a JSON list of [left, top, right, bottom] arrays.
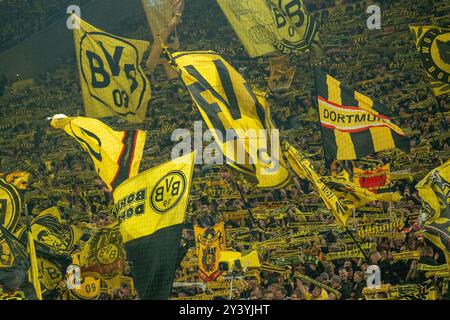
[[171, 50, 290, 189], [15, 207, 82, 291], [421, 207, 450, 273], [322, 171, 402, 209], [315, 68, 409, 160], [50, 116, 146, 191], [113, 152, 195, 299], [410, 25, 450, 96], [73, 16, 151, 123], [16, 207, 83, 256], [194, 222, 226, 282], [217, 0, 318, 57], [416, 159, 450, 224], [0, 177, 23, 241], [79, 223, 125, 284], [282, 141, 351, 226]]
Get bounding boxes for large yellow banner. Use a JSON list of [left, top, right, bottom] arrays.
[[217, 0, 318, 57], [73, 17, 151, 123]]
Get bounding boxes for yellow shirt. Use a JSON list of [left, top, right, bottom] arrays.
[[304, 289, 329, 300]]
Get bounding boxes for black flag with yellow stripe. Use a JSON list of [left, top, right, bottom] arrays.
[[113, 152, 195, 299], [315, 68, 409, 160]]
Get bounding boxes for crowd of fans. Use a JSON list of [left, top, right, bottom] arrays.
[[0, 0, 449, 299]]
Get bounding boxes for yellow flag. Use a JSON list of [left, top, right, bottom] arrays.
[[141, 0, 184, 79], [68, 253, 101, 300], [16, 207, 83, 255], [323, 171, 402, 209], [171, 51, 290, 189], [27, 231, 42, 300], [73, 16, 151, 123], [50, 116, 146, 191], [194, 222, 226, 282], [410, 25, 450, 96], [282, 141, 350, 226], [0, 178, 22, 240], [416, 159, 450, 223], [112, 152, 195, 299], [217, 0, 318, 57], [79, 223, 125, 283]]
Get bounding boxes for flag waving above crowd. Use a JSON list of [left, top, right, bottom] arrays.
[[50, 116, 146, 191], [170, 50, 290, 189], [113, 152, 195, 299], [217, 0, 318, 57], [410, 25, 450, 96], [141, 0, 184, 79], [72, 16, 151, 123], [315, 68, 410, 160], [1, 0, 450, 303]]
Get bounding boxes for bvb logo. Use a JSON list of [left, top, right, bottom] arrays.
[[150, 171, 187, 214], [97, 243, 119, 264], [420, 28, 450, 84], [79, 33, 147, 115], [272, 0, 306, 52]]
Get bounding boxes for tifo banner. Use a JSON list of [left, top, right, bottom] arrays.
[[171, 50, 290, 189], [113, 152, 195, 299], [73, 16, 151, 123], [194, 222, 226, 282], [50, 116, 146, 191], [217, 0, 318, 57], [315, 68, 409, 160], [410, 25, 450, 96], [353, 164, 391, 191]]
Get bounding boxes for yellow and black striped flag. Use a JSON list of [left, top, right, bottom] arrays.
[[50, 116, 146, 191], [113, 152, 195, 299], [170, 50, 290, 189], [315, 68, 409, 160], [410, 25, 450, 96]]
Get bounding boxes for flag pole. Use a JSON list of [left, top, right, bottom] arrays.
[[25, 204, 42, 300], [344, 226, 370, 262], [226, 167, 259, 227]]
